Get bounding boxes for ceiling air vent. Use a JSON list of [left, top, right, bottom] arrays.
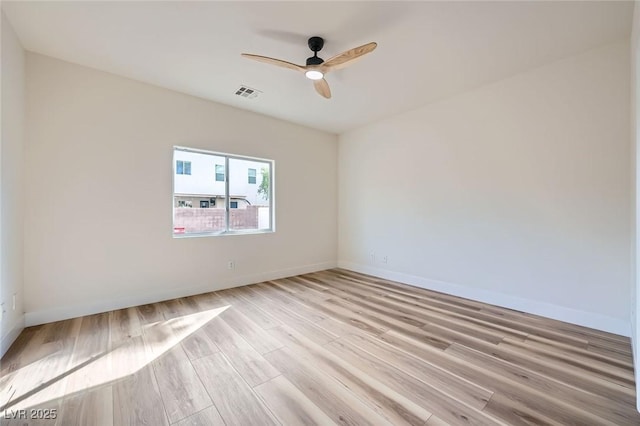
[[235, 85, 261, 99]]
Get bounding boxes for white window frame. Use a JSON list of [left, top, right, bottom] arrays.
[[173, 146, 275, 238]]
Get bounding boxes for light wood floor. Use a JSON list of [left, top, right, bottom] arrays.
[[1, 269, 638, 425]]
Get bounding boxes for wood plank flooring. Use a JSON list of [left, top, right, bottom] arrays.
[[1, 269, 638, 425]]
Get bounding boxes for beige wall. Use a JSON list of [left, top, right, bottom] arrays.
[[24, 53, 338, 324], [339, 41, 631, 335], [1, 12, 25, 355]]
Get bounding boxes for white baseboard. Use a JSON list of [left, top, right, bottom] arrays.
[[632, 335, 640, 412], [338, 261, 630, 337], [1, 315, 25, 358], [632, 320, 640, 412], [25, 261, 336, 327]]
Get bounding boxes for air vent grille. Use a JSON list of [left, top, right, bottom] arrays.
[[235, 85, 261, 99]]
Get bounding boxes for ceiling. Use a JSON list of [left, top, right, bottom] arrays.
[[2, 1, 633, 134]]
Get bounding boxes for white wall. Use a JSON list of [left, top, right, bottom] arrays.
[[24, 53, 338, 325], [1, 12, 25, 355], [339, 41, 631, 335], [631, 0, 640, 412]]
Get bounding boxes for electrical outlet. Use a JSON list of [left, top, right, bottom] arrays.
[[381, 255, 388, 264], [228, 260, 235, 270], [0, 303, 5, 321], [369, 252, 376, 264], [12, 294, 16, 311]]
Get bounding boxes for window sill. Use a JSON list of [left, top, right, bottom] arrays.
[[172, 229, 275, 239]]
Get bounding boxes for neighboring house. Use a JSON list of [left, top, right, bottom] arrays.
[[174, 150, 268, 209]]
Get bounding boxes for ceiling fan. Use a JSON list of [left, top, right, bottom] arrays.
[[241, 36, 377, 99]]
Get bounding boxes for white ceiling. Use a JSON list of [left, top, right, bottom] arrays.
[[2, 1, 633, 134]]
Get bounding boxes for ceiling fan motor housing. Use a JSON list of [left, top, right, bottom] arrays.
[[306, 56, 324, 66], [306, 36, 325, 66], [308, 36, 324, 53]]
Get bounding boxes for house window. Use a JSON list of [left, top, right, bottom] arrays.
[[176, 160, 191, 175], [215, 164, 225, 182], [173, 146, 274, 236]]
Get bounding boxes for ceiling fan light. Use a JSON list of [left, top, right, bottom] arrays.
[[305, 70, 324, 80]]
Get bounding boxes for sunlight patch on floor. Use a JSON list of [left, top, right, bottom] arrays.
[[1, 306, 229, 412]]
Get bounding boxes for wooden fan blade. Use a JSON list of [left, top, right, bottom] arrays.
[[313, 78, 331, 99], [323, 42, 377, 71], [241, 53, 305, 72]]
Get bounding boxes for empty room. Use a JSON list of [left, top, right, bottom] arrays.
[[2, 1, 640, 424]]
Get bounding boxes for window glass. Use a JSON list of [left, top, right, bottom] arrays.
[[173, 147, 273, 236], [215, 164, 225, 182], [228, 158, 271, 231]]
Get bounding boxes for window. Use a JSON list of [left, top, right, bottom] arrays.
[[173, 147, 273, 236], [215, 164, 225, 182], [176, 160, 191, 175]]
